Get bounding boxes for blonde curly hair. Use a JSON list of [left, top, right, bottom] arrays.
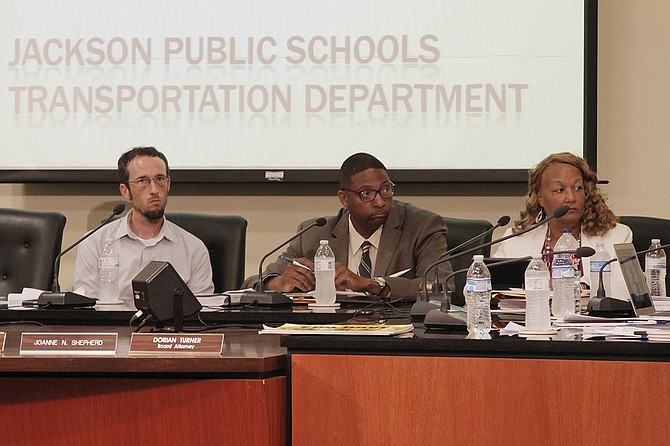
[[513, 152, 618, 236]]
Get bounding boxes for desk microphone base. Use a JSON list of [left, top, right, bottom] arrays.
[[423, 309, 467, 331], [410, 301, 441, 319], [36, 292, 97, 308], [239, 291, 292, 306], [586, 296, 636, 318]]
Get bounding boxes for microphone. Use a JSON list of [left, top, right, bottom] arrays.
[[447, 247, 595, 300], [422, 247, 595, 329], [35, 203, 126, 308], [426, 215, 511, 298], [420, 205, 569, 302], [588, 242, 670, 316], [479, 246, 596, 264], [422, 257, 534, 329], [442, 215, 511, 259], [239, 217, 328, 306]]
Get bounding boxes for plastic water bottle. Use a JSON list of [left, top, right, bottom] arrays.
[[551, 229, 579, 318], [524, 255, 552, 332], [645, 239, 666, 297], [465, 255, 492, 339], [589, 242, 612, 297], [98, 239, 119, 302], [314, 240, 336, 305]]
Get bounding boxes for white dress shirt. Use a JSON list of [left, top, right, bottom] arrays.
[[73, 211, 214, 301], [347, 217, 383, 276]]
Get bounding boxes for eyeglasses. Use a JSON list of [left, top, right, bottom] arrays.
[[341, 183, 395, 202], [127, 174, 170, 188]]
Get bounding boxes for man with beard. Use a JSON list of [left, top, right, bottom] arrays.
[[243, 152, 452, 301], [73, 146, 213, 301]]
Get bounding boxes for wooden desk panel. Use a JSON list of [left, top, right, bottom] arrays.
[[291, 354, 670, 446], [0, 376, 286, 446]]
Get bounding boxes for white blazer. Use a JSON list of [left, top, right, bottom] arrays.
[[493, 223, 633, 299]]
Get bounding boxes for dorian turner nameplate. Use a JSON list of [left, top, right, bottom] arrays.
[[20, 333, 118, 356], [129, 333, 224, 356]]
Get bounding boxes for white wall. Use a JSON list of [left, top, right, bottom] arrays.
[[1, 1, 668, 290]]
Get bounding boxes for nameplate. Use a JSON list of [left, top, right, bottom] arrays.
[[20, 333, 118, 356], [129, 333, 224, 356]]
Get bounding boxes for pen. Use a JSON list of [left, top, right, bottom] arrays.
[[280, 255, 314, 272], [389, 268, 411, 278]]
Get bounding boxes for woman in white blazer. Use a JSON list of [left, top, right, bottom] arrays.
[[494, 152, 632, 299]]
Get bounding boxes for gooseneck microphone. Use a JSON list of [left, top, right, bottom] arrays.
[[412, 206, 569, 318], [239, 217, 328, 306], [441, 215, 511, 261], [586, 242, 670, 317], [427, 215, 511, 295], [593, 242, 670, 299], [51, 203, 126, 293], [420, 205, 570, 301], [35, 203, 126, 307], [479, 246, 596, 265], [594, 257, 618, 300], [443, 247, 596, 293], [423, 247, 595, 329]]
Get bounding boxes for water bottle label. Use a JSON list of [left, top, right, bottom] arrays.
[[99, 257, 119, 269], [646, 261, 667, 270], [590, 260, 610, 273], [314, 259, 334, 271], [551, 266, 574, 279], [465, 278, 491, 293], [525, 277, 550, 291]]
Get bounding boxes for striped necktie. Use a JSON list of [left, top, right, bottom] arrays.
[[358, 241, 372, 278]]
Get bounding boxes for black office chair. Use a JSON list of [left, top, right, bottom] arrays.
[[618, 215, 670, 290], [0, 208, 66, 296], [166, 213, 247, 292], [442, 216, 494, 306]]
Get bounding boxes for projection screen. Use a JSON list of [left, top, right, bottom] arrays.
[[0, 0, 597, 183]]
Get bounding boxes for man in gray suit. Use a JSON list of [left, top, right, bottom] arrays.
[[243, 152, 453, 301]]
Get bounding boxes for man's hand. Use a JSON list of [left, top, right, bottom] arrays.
[[334, 262, 379, 295], [265, 258, 315, 292]]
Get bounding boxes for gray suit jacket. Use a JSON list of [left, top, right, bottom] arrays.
[[243, 201, 453, 300]]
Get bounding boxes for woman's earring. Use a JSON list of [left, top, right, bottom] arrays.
[[535, 208, 544, 223]]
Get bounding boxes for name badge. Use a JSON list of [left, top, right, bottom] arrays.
[[20, 333, 118, 356], [129, 333, 224, 356]]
